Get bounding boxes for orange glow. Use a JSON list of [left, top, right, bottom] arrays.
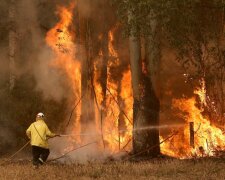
[[46, 4, 133, 153], [101, 30, 133, 152], [161, 80, 225, 158], [45, 3, 81, 144], [45, 3, 224, 158]]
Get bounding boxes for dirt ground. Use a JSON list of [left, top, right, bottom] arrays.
[[0, 158, 225, 180]]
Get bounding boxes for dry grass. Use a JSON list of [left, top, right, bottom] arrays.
[[0, 158, 225, 180]]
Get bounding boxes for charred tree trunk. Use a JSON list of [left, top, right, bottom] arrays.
[[129, 9, 161, 157], [128, 10, 143, 154], [9, 0, 16, 91], [100, 34, 108, 108], [143, 12, 161, 156], [99, 0, 109, 117]]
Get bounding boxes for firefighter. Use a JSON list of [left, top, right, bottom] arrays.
[[26, 112, 59, 168]]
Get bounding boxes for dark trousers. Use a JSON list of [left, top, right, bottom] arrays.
[[32, 146, 50, 165]]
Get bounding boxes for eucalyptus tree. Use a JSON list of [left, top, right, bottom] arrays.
[[113, 0, 225, 156], [112, 0, 165, 157]]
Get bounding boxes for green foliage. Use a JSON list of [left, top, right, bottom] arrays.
[[113, 0, 225, 122], [113, 0, 225, 33], [113, 0, 225, 74]]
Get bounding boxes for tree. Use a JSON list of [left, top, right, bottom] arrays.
[[113, 0, 225, 155], [127, 1, 161, 157], [9, 0, 17, 91], [78, 0, 96, 138], [163, 0, 225, 125]]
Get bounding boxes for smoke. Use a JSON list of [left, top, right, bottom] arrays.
[[15, 0, 69, 101], [0, 127, 15, 155], [49, 134, 111, 163], [0, 0, 74, 154], [34, 48, 69, 101], [77, 0, 103, 19]]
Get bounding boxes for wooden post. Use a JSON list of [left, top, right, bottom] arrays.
[[190, 122, 195, 148]]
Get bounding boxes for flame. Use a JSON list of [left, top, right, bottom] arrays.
[[101, 30, 133, 152], [45, 3, 81, 144], [161, 79, 225, 158], [45, 3, 224, 158], [46, 3, 132, 153], [194, 78, 207, 107]]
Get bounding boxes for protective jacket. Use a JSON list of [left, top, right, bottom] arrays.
[[26, 118, 55, 149]]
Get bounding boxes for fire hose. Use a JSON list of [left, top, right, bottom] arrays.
[[0, 130, 118, 165], [0, 140, 30, 166]]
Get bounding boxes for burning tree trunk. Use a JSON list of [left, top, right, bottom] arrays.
[[9, 0, 16, 91], [79, 11, 96, 137], [99, 1, 109, 118], [117, 77, 127, 150]]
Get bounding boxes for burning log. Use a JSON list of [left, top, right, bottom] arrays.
[[190, 122, 195, 148]]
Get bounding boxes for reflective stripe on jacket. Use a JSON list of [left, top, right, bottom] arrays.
[[26, 119, 55, 149]]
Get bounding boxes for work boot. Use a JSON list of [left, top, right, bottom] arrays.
[[38, 157, 44, 165]]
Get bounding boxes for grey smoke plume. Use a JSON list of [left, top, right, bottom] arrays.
[[0, 0, 71, 154], [49, 134, 111, 163], [16, 0, 68, 101], [34, 48, 68, 101]]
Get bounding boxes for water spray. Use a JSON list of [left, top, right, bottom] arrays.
[[59, 124, 185, 138]]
